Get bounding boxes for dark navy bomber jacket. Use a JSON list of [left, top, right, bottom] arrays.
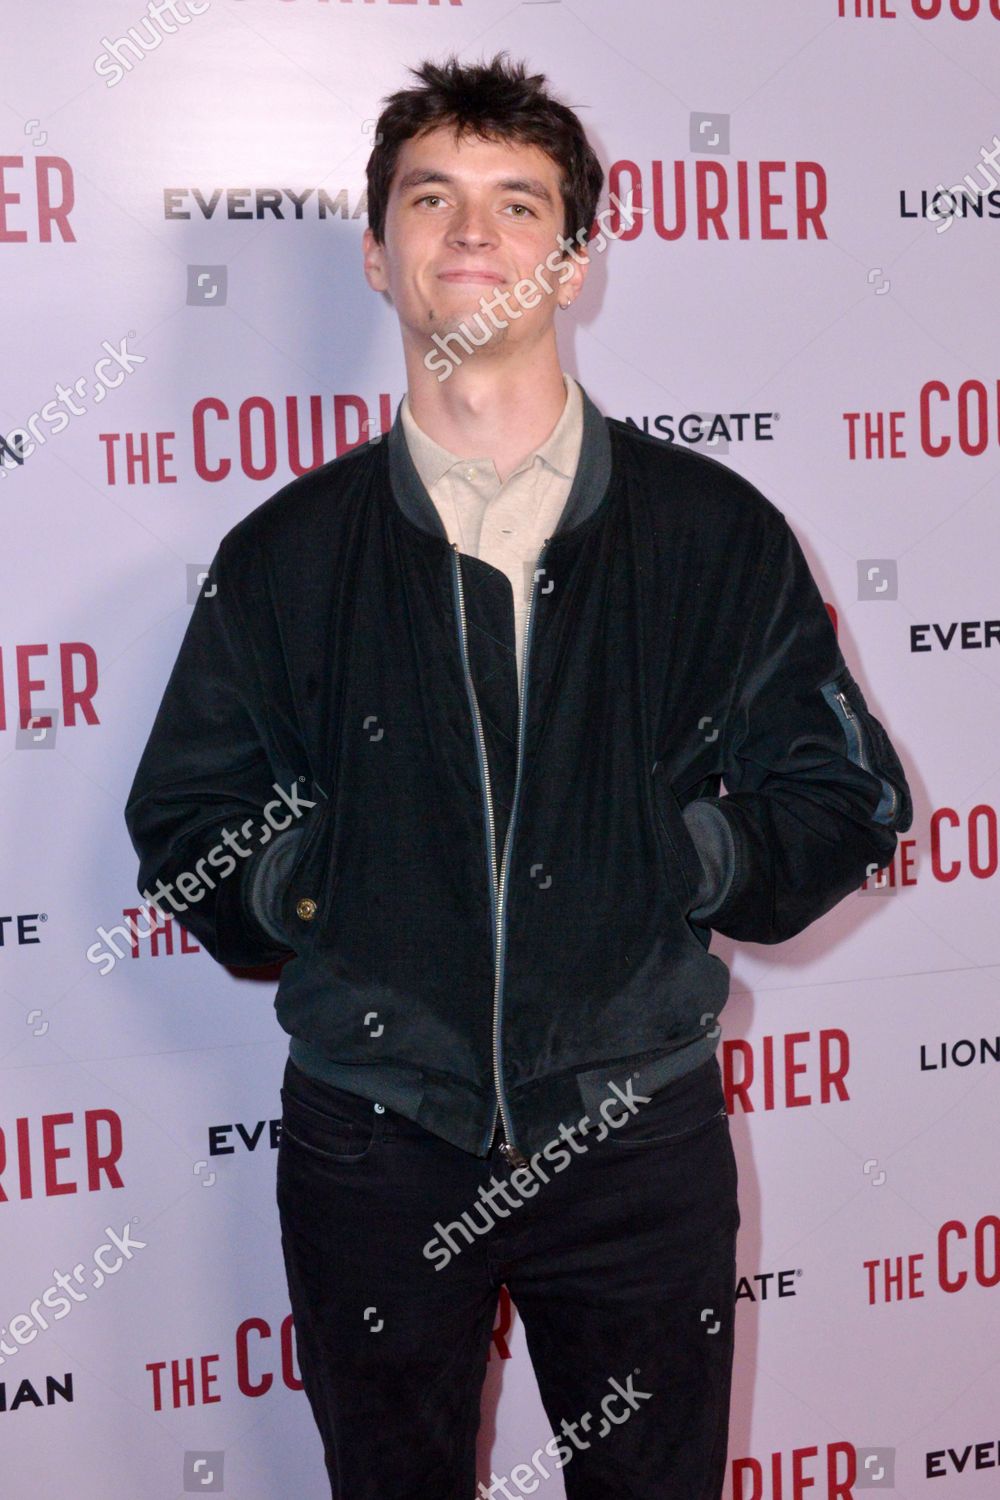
[[124, 381, 913, 1162]]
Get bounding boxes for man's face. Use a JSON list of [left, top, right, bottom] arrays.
[[363, 124, 587, 357]]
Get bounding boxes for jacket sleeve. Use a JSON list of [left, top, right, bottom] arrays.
[[123, 540, 303, 968], [679, 508, 913, 945]]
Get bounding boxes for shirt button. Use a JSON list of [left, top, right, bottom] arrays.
[[465, 467, 476, 479]]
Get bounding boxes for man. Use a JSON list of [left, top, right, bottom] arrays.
[[125, 51, 913, 1500]]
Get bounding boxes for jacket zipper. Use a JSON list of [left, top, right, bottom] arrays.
[[833, 688, 898, 822], [450, 541, 545, 1167]]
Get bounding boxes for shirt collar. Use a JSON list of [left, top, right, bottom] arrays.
[[387, 376, 613, 544], [399, 371, 583, 491]]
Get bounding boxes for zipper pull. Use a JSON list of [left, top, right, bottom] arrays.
[[835, 689, 856, 722], [499, 1140, 529, 1167]]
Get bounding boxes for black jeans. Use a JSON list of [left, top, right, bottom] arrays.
[[276, 1052, 740, 1500]]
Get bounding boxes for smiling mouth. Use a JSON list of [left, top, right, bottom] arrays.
[[438, 272, 507, 284]]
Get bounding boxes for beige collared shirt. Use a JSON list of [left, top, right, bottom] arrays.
[[400, 372, 584, 691]]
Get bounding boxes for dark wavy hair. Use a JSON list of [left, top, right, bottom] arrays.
[[365, 51, 605, 251]]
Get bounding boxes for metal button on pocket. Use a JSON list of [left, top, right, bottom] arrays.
[[281, 792, 335, 936]]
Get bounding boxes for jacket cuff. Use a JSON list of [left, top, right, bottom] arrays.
[[241, 826, 304, 948], [681, 799, 737, 920]]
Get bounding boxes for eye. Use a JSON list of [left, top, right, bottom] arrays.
[[413, 194, 536, 218]]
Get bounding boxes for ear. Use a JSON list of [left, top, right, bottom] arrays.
[[568, 247, 590, 300], [362, 226, 389, 293], [557, 243, 590, 307]]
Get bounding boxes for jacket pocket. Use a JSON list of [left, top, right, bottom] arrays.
[[819, 669, 912, 829], [651, 760, 706, 913], [280, 787, 336, 942]]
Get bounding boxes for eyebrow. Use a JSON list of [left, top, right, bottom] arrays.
[[395, 167, 555, 210]]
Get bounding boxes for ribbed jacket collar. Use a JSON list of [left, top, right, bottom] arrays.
[[386, 377, 613, 543]]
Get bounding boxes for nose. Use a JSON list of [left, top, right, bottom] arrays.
[[448, 202, 498, 250]]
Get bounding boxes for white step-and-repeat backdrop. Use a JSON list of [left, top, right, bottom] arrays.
[[4, 2, 999, 1496]]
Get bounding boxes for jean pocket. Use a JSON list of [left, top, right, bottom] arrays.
[[279, 1084, 377, 1163], [604, 1060, 728, 1147], [605, 1102, 728, 1148]]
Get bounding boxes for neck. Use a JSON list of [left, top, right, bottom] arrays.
[[401, 333, 569, 485]]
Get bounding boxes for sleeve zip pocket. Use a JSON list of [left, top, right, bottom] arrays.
[[819, 670, 910, 829]]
